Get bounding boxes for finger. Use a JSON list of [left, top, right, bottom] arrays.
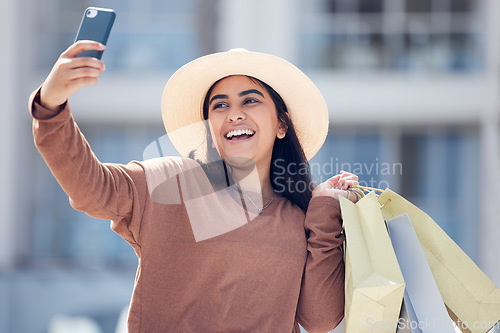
[[70, 57, 106, 70], [67, 67, 103, 81], [68, 77, 99, 91], [338, 178, 358, 190], [59, 57, 105, 73], [344, 180, 359, 188], [338, 180, 350, 191], [340, 173, 358, 179], [63, 40, 106, 58], [340, 176, 359, 185], [339, 173, 358, 182], [343, 190, 358, 203], [340, 171, 359, 181], [326, 175, 342, 188]]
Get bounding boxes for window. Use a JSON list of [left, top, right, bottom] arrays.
[[36, 0, 218, 73], [299, 0, 483, 73]]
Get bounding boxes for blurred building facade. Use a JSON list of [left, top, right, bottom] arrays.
[[0, 0, 499, 332]]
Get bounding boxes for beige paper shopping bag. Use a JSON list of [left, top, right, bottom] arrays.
[[377, 189, 500, 333], [340, 192, 405, 333]]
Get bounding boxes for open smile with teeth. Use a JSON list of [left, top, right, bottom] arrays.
[[225, 129, 256, 140]]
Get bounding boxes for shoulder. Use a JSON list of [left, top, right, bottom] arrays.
[[139, 156, 204, 184], [141, 156, 201, 174], [138, 156, 211, 205], [115, 157, 201, 186]]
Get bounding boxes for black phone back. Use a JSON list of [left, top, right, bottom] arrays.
[[75, 7, 116, 59]]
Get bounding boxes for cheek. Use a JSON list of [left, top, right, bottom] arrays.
[[207, 120, 219, 141], [207, 117, 225, 152], [207, 113, 221, 134], [263, 115, 280, 138]]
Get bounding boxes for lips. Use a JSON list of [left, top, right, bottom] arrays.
[[224, 128, 256, 141]]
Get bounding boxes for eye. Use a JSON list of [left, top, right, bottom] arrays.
[[212, 102, 229, 110], [244, 97, 260, 105]]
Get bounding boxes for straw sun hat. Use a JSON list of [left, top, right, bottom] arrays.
[[161, 49, 329, 161]]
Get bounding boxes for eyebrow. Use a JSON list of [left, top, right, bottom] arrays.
[[209, 89, 265, 105], [239, 89, 264, 98], [209, 94, 228, 105]]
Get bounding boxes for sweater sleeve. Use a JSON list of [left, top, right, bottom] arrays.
[[296, 196, 345, 333], [29, 87, 148, 256]]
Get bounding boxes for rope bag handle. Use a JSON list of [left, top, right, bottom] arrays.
[[348, 185, 391, 208]]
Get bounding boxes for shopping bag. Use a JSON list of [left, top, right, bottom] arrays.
[[386, 213, 456, 333], [396, 301, 413, 333], [339, 192, 405, 333], [370, 188, 500, 333]]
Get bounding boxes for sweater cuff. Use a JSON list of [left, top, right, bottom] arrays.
[[29, 86, 70, 121]]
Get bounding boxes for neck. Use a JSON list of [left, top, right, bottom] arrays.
[[228, 160, 274, 197]]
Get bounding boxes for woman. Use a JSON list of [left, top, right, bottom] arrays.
[[31, 41, 359, 332]]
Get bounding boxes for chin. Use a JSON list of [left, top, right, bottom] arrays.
[[222, 156, 256, 169]]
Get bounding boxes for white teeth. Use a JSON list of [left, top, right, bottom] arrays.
[[226, 129, 255, 139]]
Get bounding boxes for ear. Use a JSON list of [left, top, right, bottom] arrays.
[[277, 123, 288, 139]]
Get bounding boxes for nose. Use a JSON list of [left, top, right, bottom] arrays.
[[227, 106, 246, 122]]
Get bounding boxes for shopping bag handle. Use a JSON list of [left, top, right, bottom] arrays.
[[348, 185, 384, 197], [348, 185, 391, 208]]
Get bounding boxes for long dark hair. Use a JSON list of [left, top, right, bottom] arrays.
[[191, 75, 313, 212]]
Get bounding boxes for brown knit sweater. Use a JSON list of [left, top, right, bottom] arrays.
[[30, 88, 344, 333]]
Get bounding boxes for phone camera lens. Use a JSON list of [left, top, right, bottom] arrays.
[[86, 9, 98, 18]]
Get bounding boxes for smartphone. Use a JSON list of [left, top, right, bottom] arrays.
[[75, 7, 116, 59]]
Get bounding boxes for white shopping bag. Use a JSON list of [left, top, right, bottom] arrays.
[[386, 213, 455, 333]]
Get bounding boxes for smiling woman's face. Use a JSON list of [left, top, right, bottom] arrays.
[[207, 75, 282, 169]]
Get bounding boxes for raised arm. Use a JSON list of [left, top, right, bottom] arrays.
[[30, 41, 147, 252]]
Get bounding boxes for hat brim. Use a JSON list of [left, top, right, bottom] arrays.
[[161, 50, 329, 161]]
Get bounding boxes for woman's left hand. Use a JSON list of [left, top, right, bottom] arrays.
[[312, 171, 359, 203]]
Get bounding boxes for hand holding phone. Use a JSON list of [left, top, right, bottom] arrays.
[[40, 42, 106, 111], [39, 8, 115, 111], [75, 7, 116, 59]]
